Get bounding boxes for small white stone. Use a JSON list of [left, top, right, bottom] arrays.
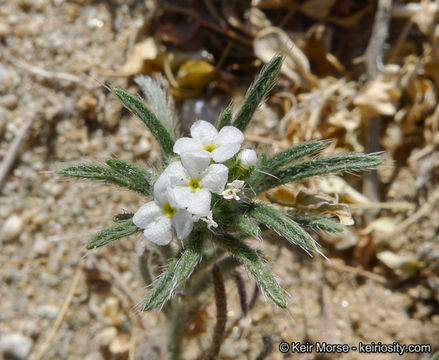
[[0, 94, 18, 109], [1, 214, 23, 242], [33, 237, 50, 255], [0, 333, 33, 359], [36, 304, 59, 319], [94, 327, 117, 347]]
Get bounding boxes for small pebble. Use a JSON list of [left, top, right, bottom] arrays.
[[33, 237, 50, 255], [36, 304, 59, 319], [95, 327, 117, 347], [1, 214, 23, 242], [0, 23, 11, 37], [133, 138, 150, 157], [0, 94, 18, 109], [0, 333, 33, 360]]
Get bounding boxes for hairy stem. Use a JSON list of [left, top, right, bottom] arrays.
[[205, 265, 227, 360], [167, 301, 188, 360]]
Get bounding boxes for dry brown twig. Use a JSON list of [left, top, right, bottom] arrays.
[[32, 259, 85, 360], [0, 118, 32, 192], [323, 259, 388, 284], [205, 265, 227, 360], [363, 0, 393, 217], [11, 57, 96, 88]]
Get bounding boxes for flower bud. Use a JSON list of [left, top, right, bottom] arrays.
[[238, 149, 257, 168]]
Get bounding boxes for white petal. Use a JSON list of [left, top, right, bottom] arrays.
[[168, 186, 211, 216], [172, 210, 194, 240], [212, 143, 242, 162], [143, 216, 173, 246], [186, 189, 211, 216], [238, 149, 258, 168], [173, 137, 202, 155], [153, 171, 171, 205], [200, 164, 228, 194], [164, 161, 190, 187], [167, 186, 192, 210], [216, 126, 244, 146], [133, 202, 162, 229], [190, 120, 218, 142], [180, 150, 211, 177]]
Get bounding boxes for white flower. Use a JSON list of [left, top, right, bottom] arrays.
[[221, 180, 245, 200], [164, 153, 228, 217], [238, 149, 258, 168], [173, 120, 244, 163], [133, 170, 194, 246], [193, 210, 218, 230]]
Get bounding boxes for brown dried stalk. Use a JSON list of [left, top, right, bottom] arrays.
[[205, 265, 227, 360], [234, 271, 248, 316], [248, 282, 260, 310], [255, 335, 273, 360]]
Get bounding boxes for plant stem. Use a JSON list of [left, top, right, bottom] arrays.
[[205, 265, 227, 360], [138, 248, 153, 286], [156, 243, 174, 263], [167, 301, 188, 360]]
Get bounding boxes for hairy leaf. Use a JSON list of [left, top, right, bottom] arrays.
[[141, 231, 203, 311], [232, 56, 283, 131], [217, 106, 233, 130], [113, 213, 134, 222], [113, 88, 174, 154], [289, 214, 343, 232], [236, 215, 261, 239], [259, 153, 383, 192], [135, 75, 176, 138], [58, 160, 152, 196], [248, 202, 317, 251], [87, 219, 140, 249], [261, 141, 327, 173], [219, 235, 286, 308]]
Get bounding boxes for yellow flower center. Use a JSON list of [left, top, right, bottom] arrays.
[[203, 143, 218, 152], [188, 178, 202, 192], [162, 202, 177, 217]]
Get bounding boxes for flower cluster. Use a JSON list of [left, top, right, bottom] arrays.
[[133, 120, 257, 246]]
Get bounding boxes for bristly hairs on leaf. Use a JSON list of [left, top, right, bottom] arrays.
[[232, 55, 283, 132], [113, 88, 175, 155], [135, 75, 178, 139]]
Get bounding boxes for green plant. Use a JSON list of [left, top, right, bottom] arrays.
[[58, 56, 382, 359]]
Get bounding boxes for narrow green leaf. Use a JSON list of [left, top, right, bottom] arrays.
[[141, 231, 203, 311], [58, 160, 152, 196], [105, 159, 152, 194], [261, 141, 327, 173], [113, 213, 134, 222], [278, 153, 382, 184], [236, 215, 261, 239], [135, 75, 176, 138], [247, 202, 317, 251], [113, 88, 174, 154], [217, 106, 233, 130], [142, 258, 177, 311], [259, 153, 383, 192], [219, 235, 287, 308], [87, 219, 140, 249], [232, 55, 283, 131], [289, 214, 343, 232]]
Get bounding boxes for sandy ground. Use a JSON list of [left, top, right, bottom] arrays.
[[1, 1, 438, 359]]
